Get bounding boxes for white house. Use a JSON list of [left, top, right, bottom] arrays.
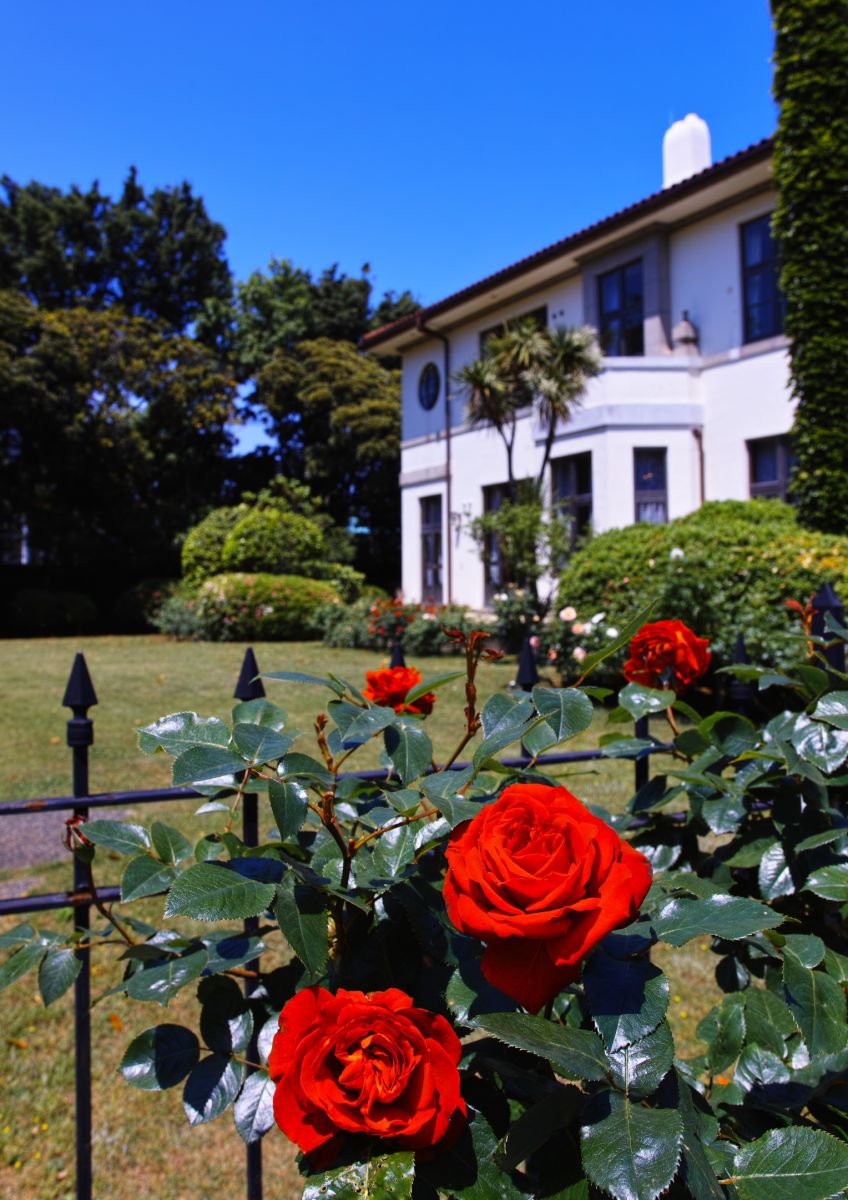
[[361, 118, 791, 609]]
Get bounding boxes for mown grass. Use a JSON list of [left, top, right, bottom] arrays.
[[0, 636, 720, 1199]]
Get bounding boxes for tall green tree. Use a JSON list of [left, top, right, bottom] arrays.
[[0, 168, 232, 333], [773, 0, 848, 530], [0, 290, 237, 572], [254, 338, 400, 584]]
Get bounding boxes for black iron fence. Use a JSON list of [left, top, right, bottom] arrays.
[[0, 648, 668, 1200]]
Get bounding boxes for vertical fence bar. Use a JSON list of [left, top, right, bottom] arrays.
[[235, 649, 265, 1200], [63, 654, 97, 1200], [634, 715, 650, 791]]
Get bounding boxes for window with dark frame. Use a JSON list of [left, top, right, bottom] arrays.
[[748, 435, 795, 501], [598, 260, 644, 356], [634, 448, 668, 524], [551, 452, 592, 547], [741, 214, 785, 343], [420, 495, 443, 603], [482, 483, 509, 604]]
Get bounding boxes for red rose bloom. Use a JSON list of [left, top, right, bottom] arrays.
[[623, 618, 711, 694], [443, 784, 652, 1013], [363, 665, 435, 715], [269, 986, 465, 1165]]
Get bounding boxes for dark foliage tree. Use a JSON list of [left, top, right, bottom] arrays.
[[0, 290, 237, 573], [773, 0, 848, 530], [0, 168, 232, 334], [255, 338, 401, 586]]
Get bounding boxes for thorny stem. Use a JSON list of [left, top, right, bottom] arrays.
[[665, 706, 681, 738], [352, 810, 430, 853]]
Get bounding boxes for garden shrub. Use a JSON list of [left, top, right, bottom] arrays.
[[317, 595, 471, 654], [150, 587, 205, 640], [553, 499, 848, 680], [297, 560, 365, 603], [220, 508, 325, 575], [181, 504, 245, 588], [193, 572, 339, 641]]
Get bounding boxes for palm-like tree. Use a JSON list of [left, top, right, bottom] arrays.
[[531, 324, 602, 488]]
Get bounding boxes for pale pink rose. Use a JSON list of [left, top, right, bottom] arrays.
[[559, 606, 577, 621], [571, 622, 586, 635], [529, 635, 541, 650], [572, 646, 587, 662]]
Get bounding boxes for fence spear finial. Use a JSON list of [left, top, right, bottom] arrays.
[[234, 647, 265, 701], [62, 653, 98, 715]]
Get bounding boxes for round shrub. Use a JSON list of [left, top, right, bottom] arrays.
[[220, 509, 325, 575], [181, 505, 245, 588], [553, 499, 848, 679], [150, 588, 205, 640], [193, 573, 340, 641]]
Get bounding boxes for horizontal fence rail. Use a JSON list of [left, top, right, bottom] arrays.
[[0, 647, 668, 1200]]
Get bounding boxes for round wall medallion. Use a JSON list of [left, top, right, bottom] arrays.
[[418, 362, 440, 411]]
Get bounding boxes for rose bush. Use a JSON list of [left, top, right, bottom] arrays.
[[444, 784, 652, 1012], [269, 986, 465, 1166], [2, 607, 848, 1200]]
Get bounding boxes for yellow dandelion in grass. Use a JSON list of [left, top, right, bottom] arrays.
[[40, 1124, 48, 1132], [673, 994, 681, 1003], [2, 1126, 10, 1134], [680, 1010, 689, 1019]]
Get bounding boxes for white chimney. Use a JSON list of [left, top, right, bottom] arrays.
[[662, 113, 712, 189]]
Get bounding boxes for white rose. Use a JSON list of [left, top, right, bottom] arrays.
[[606, 627, 619, 638], [670, 546, 685, 560], [591, 612, 606, 625]]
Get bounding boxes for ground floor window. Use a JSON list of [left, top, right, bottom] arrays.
[[748, 435, 795, 501], [634, 448, 667, 524], [420, 495, 443, 603], [551, 452, 592, 547], [482, 483, 509, 604]]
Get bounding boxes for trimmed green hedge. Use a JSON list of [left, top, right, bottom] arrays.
[[553, 500, 848, 676], [220, 508, 325, 575], [192, 573, 340, 641], [182, 506, 245, 588]]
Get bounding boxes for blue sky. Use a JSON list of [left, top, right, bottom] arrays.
[[5, 2, 777, 449]]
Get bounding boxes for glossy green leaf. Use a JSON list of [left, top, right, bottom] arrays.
[[758, 843, 795, 900], [676, 1073, 725, 1200], [805, 863, 848, 902], [652, 894, 782, 947], [0, 923, 35, 950], [138, 711, 230, 756], [0, 941, 47, 991], [370, 821, 417, 881], [607, 1020, 674, 1096], [121, 855, 179, 902], [434, 792, 483, 829], [231, 722, 294, 764], [782, 950, 848, 1056], [580, 1093, 683, 1200], [618, 683, 671, 719], [125, 948, 208, 1006], [233, 1070, 276, 1143], [475, 1012, 609, 1081], [268, 778, 308, 841], [341, 705, 396, 748], [273, 874, 328, 978], [278, 752, 333, 787], [120, 1024, 199, 1090], [202, 930, 264, 974], [231, 698, 287, 730], [783, 933, 825, 968], [165, 864, 276, 921], [532, 685, 595, 741], [583, 951, 669, 1051], [384, 722, 432, 785], [810, 690, 848, 730], [473, 694, 536, 766], [790, 714, 848, 774], [150, 821, 193, 865], [701, 997, 745, 1072], [83, 819, 150, 855], [743, 988, 795, 1057], [172, 745, 247, 787], [302, 1152, 415, 1200], [199, 979, 254, 1056], [404, 671, 464, 705], [262, 669, 344, 693], [38, 948, 82, 1005], [732, 1127, 848, 1200], [183, 1054, 244, 1126]]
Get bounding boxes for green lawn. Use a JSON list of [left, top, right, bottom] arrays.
[[0, 636, 719, 1200]]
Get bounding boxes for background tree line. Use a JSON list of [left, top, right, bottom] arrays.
[[0, 169, 417, 595]]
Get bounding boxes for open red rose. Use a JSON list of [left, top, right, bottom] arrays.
[[363, 665, 435, 715], [623, 618, 711, 694], [269, 985, 465, 1166], [443, 783, 652, 1013]]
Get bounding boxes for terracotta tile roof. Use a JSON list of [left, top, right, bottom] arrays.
[[361, 134, 774, 350]]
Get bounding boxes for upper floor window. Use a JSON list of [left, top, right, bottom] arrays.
[[598, 260, 644, 356], [551, 452, 592, 547], [479, 305, 548, 354], [741, 215, 785, 343], [634, 447, 667, 523], [749, 435, 795, 501]]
